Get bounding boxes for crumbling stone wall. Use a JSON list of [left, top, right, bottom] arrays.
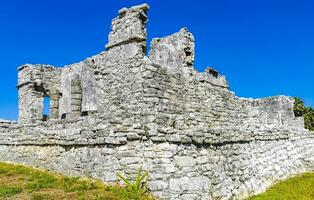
[[1, 3, 314, 200], [149, 28, 195, 77], [18, 64, 62, 122]]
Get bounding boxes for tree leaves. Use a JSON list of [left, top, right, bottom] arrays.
[[294, 97, 314, 131]]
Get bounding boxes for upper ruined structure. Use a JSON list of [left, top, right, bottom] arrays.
[[1, 4, 313, 200], [17, 3, 230, 124]]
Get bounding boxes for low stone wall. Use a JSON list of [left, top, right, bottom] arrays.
[[0, 118, 314, 200]]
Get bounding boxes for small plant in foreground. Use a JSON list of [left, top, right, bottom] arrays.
[[117, 166, 149, 195]]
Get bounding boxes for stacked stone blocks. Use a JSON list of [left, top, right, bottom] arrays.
[[0, 3, 313, 200]]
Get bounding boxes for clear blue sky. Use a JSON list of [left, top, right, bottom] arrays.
[[0, 0, 313, 120]]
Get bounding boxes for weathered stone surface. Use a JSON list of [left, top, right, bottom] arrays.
[[106, 3, 149, 49], [1, 3, 314, 200], [149, 28, 195, 77], [174, 156, 196, 167]]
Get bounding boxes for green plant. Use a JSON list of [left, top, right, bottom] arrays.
[[25, 172, 58, 192], [0, 186, 22, 198], [293, 97, 314, 131], [304, 108, 314, 131], [117, 166, 149, 195], [294, 97, 305, 117], [0, 162, 154, 200], [247, 173, 314, 200]]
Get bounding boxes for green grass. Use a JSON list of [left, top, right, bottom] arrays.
[[0, 162, 155, 200], [247, 173, 314, 200], [0, 186, 22, 198]]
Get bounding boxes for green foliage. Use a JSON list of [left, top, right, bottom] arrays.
[[247, 173, 314, 200], [293, 97, 314, 131], [0, 162, 32, 177], [304, 107, 314, 131], [0, 162, 155, 200], [0, 186, 22, 198], [117, 166, 149, 195], [293, 97, 305, 117], [25, 172, 58, 192], [61, 177, 96, 192]]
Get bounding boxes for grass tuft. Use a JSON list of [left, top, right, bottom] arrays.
[[247, 173, 314, 200], [0, 162, 155, 200], [0, 185, 22, 198]]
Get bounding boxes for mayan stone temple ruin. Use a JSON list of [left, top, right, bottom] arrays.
[[0, 3, 314, 200]]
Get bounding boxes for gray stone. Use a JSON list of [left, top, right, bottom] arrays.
[[169, 177, 190, 192], [148, 180, 168, 192], [1, 3, 314, 200], [174, 156, 196, 168]]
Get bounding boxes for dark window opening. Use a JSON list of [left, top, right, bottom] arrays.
[[43, 115, 48, 121], [61, 113, 67, 119], [184, 47, 192, 57], [81, 111, 88, 117], [206, 68, 219, 78]]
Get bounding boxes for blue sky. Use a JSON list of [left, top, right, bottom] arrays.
[[0, 0, 313, 120]]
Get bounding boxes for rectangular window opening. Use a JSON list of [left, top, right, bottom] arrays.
[[43, 96, 50, 121], [81, 111, 88, 117]]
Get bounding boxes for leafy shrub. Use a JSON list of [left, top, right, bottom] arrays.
[[294, 97, 314, 131], [294, 97, 305, 117]]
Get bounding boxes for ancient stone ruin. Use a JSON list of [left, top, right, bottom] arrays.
[[1, 3, 314, 200]]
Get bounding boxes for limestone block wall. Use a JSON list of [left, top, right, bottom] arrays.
[[1, 3, 314, 200], [140, 60, 301, 145], [149, 28, 195, 77], [18, 64, 62, 122], [17, 3, 149, 123], [59, 59, 98, 118], [0, 119, 314, 200], [106, 3, 149, 49]]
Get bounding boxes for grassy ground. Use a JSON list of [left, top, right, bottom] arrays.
[[0, 162, 154, 200], [247, 173, 314, 200]]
